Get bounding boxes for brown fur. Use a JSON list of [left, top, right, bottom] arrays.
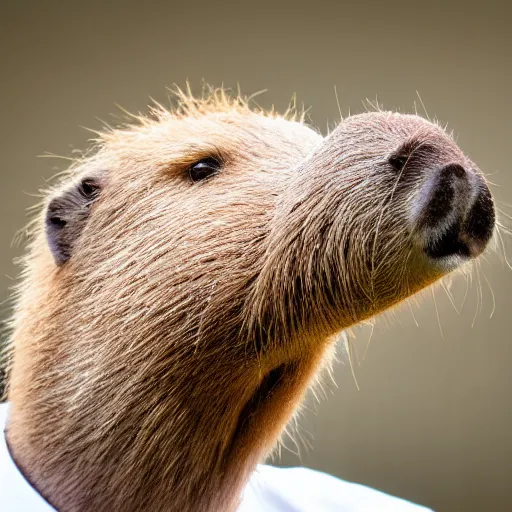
[[4, 88, 489, 511]]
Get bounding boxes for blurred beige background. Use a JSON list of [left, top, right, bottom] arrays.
[[1, 1, 510, 510]]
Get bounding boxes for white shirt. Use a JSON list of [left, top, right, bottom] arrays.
[[1, 403, 432, 511]]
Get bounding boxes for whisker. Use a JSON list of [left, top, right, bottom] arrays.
[[496, 207, 512, 222], [496, 199, 512, 210], [407, 299, 419, 327], [480, 263, 496, 319], [37, 152, 76, 162], [496, 221, 512, 236], [431, 286, 444, 340], [478, 262, 484, 316], [441, 280, 460, 315], [460, 266, 471, 312], [472, 262, 483, 327], [340, 331, 360, 391], [495, 226, 512, 270], [370, 151, 415, 298], [416, 91, 431, 121], [333, 85, 343, 123], [362, 321, 375, 360]]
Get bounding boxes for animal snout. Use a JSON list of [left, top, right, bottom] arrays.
[[411, 163, 495, 261]]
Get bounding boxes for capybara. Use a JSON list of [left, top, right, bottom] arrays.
[[2, 88, 495, 512]]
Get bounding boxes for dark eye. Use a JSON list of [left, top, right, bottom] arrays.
[[388, 154, 409, 172], [188, 157, 221, 182]]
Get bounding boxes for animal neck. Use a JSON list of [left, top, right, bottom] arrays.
[[6, 335, 331, 512]]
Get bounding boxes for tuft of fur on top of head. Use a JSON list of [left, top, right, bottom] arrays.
[[97, 84, 309, 141]]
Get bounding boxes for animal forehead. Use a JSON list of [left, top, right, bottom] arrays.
[[106, 111, 322, 159]]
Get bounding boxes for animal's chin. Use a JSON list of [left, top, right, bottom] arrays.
[[422, 250, 474, 274]]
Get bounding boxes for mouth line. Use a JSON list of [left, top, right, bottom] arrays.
[[423, 221, 472, 260]]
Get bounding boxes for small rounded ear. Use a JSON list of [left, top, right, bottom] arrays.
[[45, 177, 103, 265]]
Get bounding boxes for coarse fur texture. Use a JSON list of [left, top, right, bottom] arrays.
[[3, 86, 495, 512]]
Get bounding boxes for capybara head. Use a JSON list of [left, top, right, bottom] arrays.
[[5, 89, 495, 512]]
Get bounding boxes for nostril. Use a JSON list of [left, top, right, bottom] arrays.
[[412, 164, 495, 262], [444, 163, 466, 180], [415, 163, 468, 230], [424, 221, 471, 259], [464, 181, 495, 244]]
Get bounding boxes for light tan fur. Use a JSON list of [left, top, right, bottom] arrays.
[[4, 87, 488, 511]]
